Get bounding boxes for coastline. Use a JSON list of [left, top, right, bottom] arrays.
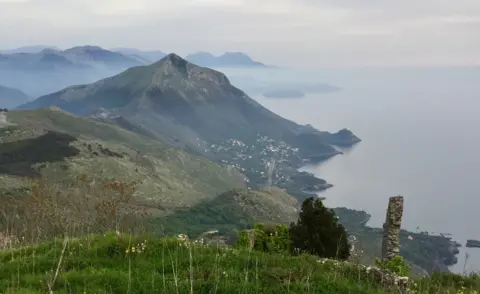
[[295, 139, 461, 274], [333, 207, 461, 274]]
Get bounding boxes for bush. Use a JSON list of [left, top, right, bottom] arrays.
[[375, 256, 410, 276], [235, 223, 291, 253], [289, 197, 350, 260]]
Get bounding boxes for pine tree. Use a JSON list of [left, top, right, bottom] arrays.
[[290, 197, 350, 260]]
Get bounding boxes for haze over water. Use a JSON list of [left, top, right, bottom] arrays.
[[223, 66, 480, 274]]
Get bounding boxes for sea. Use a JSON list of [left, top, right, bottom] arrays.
[[221, 66, 480, 274]]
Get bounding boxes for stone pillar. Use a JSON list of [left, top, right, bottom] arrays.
[[0, 111, 7, 128], [248, 230, 255, 249], [381, 196, 404, 263]]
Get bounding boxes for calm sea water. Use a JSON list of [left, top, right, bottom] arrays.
[[223, 66, 480, 273]]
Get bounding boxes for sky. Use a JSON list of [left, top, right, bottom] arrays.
[[1, 0, 479, 67]]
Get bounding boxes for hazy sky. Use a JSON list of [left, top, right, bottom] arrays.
[[1, 0, 479, 67]]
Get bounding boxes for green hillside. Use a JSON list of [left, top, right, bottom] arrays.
[[1, 233, 478, 294], [155, 188, 299, 237], [0, 108, 245, 211]]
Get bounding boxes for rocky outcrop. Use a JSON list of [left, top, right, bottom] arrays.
[[466, 239, 480, 248], [382, 196, 404, 262]]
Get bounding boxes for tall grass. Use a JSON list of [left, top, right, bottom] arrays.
[[0, 176, 150, 246], [0, 232, 394, 293]]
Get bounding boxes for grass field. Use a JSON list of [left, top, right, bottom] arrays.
[[1, 233, 480, 294]]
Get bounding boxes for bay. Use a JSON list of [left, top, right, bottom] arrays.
[[223, 66, 480, 274]]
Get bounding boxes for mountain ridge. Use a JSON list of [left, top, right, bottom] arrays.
[[0, 46, 145, 97], [17, 53, 359, 156], [0, 45, 141, 71]]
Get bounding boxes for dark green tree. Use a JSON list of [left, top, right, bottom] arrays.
[[290, 197, 350, 260]]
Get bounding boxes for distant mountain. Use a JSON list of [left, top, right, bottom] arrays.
[[112, 48, 167, 64], [0, 85, 30, 109], [0, 45, 60, 54], [0, 46, 141, 71], [0, 46, 143, 97], [62, 46, 141, 68], [186, 52, 267, 68]]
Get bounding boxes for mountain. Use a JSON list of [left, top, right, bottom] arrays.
[[0, 85, 30, 109], [62, 46, 141, 68], [112, 48, 167, 64], [0, 49, 83, 71], [0, 46, 143, 97], [186, 52, 266, 67], [0, 45, 60, 54], [18, 53, 357, 156], [17, 53, 359, 198], [0, 46, 141, 71], [0, 107, 245, 210]]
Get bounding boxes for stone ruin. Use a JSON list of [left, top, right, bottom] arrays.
[[0, 110, 7, 128], [381, 195, 404, 263]]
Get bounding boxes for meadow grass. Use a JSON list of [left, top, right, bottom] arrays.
[[1, 232, 480, 294], [0, 232, 394, 294]]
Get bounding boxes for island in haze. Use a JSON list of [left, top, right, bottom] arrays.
[[263, 89, 305, 99], [466, 239, 480, 248], [225, 74, 341, 98]]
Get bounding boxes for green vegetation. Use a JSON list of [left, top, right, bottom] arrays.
[[375, 256, 411, 277], [236, 223, 291, 254], [0, 131, 79, 177], [1, 233, 479, 294], [1, 108, 245, 211], [290, 197, 350, 260], [154, 188, 298, 238]]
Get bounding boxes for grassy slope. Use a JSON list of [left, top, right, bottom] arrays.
[[1, 108, 245, 209], [0, 233, 389, 294], [155, 188, 299, 237], [1, 233, 478, 294]]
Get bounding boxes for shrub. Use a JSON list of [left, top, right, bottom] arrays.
[[375, 256, 410, 277], [235, 223, 291, 253], [289, 197, 350, 260], [235, 230, 251, 249]]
